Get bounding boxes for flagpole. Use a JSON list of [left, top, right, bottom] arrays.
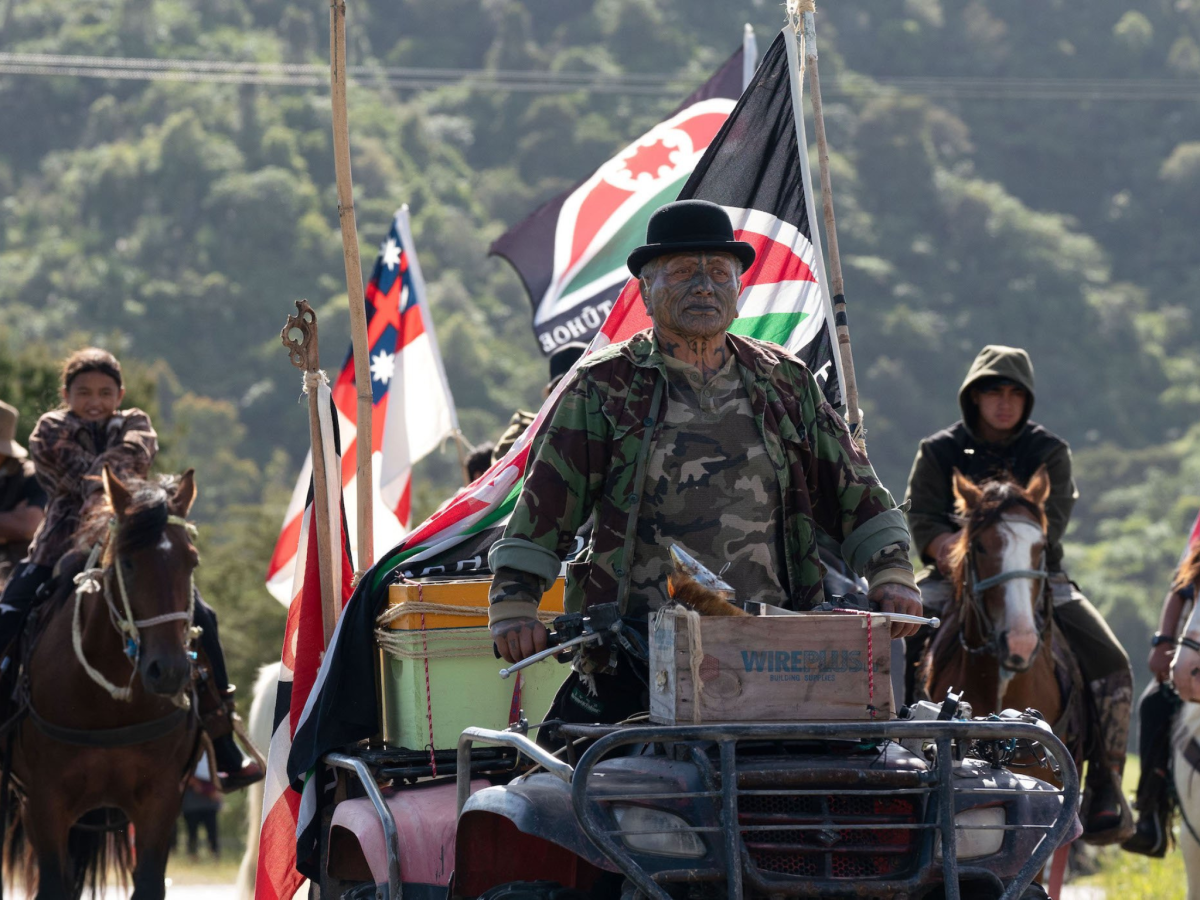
[[799, 4, 863, 439], [282, 301, 338, 646], [330, 0, 374, 578], [742, 24, 758, 90], [782, 22, 847, 415], [452, 430, 472, 487]]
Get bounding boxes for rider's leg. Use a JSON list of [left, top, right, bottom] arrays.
[[1123, 681, 1181, 856], [0, 562, 53, 659], [905, 574, 952, 704], [1050, 576, 1134, 843], [192, 593, 264, 789]]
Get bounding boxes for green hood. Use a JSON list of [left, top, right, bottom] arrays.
[[958, 345, 1035, 440]]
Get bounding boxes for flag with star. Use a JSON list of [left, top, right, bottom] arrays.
[[490, 43, 746, 356], [266, 206, 458, 602]]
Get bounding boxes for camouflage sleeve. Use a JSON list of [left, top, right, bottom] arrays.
[[795, 368, 910, 576], [904, 439, 956, 563], [861, 541, 917, 592], [487, 566, 545, 624], [29, 412, 92, 498], [487, 371, 609, 606], [81, 409, 158, 496]]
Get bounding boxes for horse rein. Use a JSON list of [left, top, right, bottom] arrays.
[[959, 549, 1051, 657], [71, 515, 198, 704]]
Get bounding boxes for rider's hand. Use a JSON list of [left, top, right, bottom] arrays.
[[1149, 642, 1176, 682], [933, 535, 959, 578], [868, 583, 923, 640], [490, 616, 549, 664]]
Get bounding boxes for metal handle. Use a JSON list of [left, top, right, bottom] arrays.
[[456, 726, 574, 814], [499, 631, 599, 678]]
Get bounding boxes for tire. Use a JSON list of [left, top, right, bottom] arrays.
[[477, 882, 589, 900]]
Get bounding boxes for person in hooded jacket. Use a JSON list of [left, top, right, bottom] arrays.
[[904, 345, 1133, 845]]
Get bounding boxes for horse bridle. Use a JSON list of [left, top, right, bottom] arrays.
[[71, 515, 199, 704], [959, 547, 1052, 658]]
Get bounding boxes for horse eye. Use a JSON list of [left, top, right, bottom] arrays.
[[973, 541, 987, 555]]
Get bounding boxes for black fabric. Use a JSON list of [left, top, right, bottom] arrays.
[[0, 563, 53, 652], [921, 422, 1066, 501], [1136, 681, 1180, 780], [1052, 595, 1131, 682], [192, 595, 228, 691], [918, 420, 1069, 565]]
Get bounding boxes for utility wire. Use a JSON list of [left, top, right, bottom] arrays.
[[0, 52, 1198, 101]]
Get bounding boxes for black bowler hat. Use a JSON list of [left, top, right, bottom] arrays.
[[627, 200, 756, 277], [548, 342, 587, 382]]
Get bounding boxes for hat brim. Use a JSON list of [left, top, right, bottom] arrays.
[[0, 440, 27, 459], [627, 241, 757, 278]]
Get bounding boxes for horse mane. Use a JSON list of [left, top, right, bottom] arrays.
[[1175, 540, 1200, 593], [947, 474, 1049, 601], [76, 474, 183, 562]]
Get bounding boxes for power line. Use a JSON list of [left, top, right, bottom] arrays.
[[0, 52, 1198, 101]]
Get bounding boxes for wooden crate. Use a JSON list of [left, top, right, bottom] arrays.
[[377, 578, 569, 749], [649, 608, 894, 724]]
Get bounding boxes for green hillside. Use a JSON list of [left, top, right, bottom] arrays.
[[1, 0, 1197, 745]]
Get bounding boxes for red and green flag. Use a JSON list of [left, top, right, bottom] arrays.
[[491, 45, 746, 356]]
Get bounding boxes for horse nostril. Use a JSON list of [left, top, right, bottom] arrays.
[[145, 660, 162, 682]]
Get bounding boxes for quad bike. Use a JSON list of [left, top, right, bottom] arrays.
[[318, 598, 1080, 900]]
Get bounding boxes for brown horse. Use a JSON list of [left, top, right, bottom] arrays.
[[923, 467, 1084, 744], [4, 466, 202, 899]]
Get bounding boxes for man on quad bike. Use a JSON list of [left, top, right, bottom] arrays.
[[903, 345, 1133, 844], [487, 200, 922, 725]]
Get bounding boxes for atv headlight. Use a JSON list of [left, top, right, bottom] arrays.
[[611, 805, 706, 858], [935, 806, 1007, 860]]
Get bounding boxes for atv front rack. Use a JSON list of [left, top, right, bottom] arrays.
[[458, 720, 1078, 900]]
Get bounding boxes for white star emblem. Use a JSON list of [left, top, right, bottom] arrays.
[[370, 349, 396, 385], [381, 238, 402, 270]]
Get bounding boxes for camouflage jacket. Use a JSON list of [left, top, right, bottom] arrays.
[[27, 408, 158, 567], [488, 330, 909, 621]]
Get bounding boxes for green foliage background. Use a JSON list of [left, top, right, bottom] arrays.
[[1, 0, 1198, 857]]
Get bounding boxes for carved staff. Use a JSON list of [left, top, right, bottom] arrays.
[[330, 0, 373, 576], [282, 300, 338, 646]]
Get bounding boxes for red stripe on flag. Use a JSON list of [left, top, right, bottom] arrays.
[[569, 179, 634, 274], [266, 512, 304, 582], [395, 301, 427, 353], [673, 111, 729, 152], [255, 787, 305, 900], [738, 230, 816, 287], [395, 472, 412, 528]]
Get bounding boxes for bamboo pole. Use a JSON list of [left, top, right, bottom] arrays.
[[329, 0, 373, 577], [282, 301, 338, 646], [801, 9, 863, 439]]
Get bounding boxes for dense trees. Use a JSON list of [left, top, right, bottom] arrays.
[[0, 1, 1197, 789]]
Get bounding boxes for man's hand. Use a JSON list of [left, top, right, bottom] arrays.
[[1149, 642, 1176, 683], [490, 616, 549, 664], [868, 583, 923, 639]]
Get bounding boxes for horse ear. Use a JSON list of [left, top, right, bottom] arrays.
[[102, 465, 132, 518], [1025, 465, 1052, 508], [170, 469, 197, 517], [951, 468, 983, 515]]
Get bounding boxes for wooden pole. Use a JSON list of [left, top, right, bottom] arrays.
[[452, 430, 472, 487], [329, 0, 373, 576], [282, 301, 338, 647], [802, 8, 863, 439]]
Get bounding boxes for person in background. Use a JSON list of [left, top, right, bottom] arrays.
[[1122, 539, 1199, 856], [0, 400, 46, 589], [491, 342, 588, 465], [466, 441, 496, 483], [905, 345, 1133, 844], [0, 348, 263, 789], [177, 757, 223, 860]]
